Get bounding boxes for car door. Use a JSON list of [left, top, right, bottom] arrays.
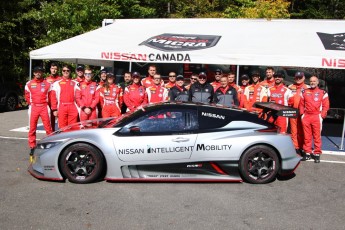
[[112, 108, 199, 162]]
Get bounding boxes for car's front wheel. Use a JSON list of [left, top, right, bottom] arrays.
[[59, 143, 105, 184], [5, 94, 18, 111], [239, 145, 280, 184]]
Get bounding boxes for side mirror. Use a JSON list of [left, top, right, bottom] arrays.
[[129, 126, 141, 134]]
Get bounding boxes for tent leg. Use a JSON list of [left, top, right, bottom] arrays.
[[340, 112, 345, 150], [236, 65, 240, 85], [29, 59, 32, 80]]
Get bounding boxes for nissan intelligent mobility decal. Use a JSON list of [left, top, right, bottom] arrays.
[[139, 33, 222, 52]]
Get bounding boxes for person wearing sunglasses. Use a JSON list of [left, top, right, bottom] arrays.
[[76, 67, 100, 121], [25, 66, 53, 157], [213, 75, 239, 108], [146, 73, 168, 104], [210, 69, 222, 92], [50, 64, 80, 129], [168, 75, 189, 102], [165, 72, 177, 90], [75, 65, 85, 83], [189, 72, 214, 104], [186, 73, 198, 90]]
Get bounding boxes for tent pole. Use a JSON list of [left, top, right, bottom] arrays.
[[129, 61, 132, 72], [340, 111, 345, 150], [236, 65, 240, 85], [29, 59, 32, 80]]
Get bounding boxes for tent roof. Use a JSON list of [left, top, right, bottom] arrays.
[[30, 18, 345, 69]]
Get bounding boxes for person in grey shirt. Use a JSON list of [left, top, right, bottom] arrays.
[[189, 72, 214, 103], [169, 75, 189, 102], [213, 75, 239, 107]]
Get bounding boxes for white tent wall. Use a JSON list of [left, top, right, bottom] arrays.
[[30, 18, 345, 69]]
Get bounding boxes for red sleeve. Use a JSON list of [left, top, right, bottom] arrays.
[[321, 91, 330, 119], [123, 88, 135, 111], [75, 87, 83, 108], [24, 82, 31, 105], [90, 88, 99, 109], [118, 87, 123, 109], [298, 92, 305, 116]]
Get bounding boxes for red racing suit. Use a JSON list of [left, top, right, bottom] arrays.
[[51, 78, 80, 129], [99, 84, 123, 118], [243, 83, 268, 112], [146, 84, 169, 104], [141, 76, 164, 88], [210, 81, 221, 92], [267, 84, 293, 133], [25, 78, 53, 148], [46, 75, 62, 131], [76, 81, 99, 121], [299, 87, 330, 154], [260, 79, 275, 89], [123, 84, 148, 112], [165, 81, 175, 90], [288, 83, 309, 149]]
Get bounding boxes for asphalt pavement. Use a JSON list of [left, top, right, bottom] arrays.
[[1, 109, 345, 229]]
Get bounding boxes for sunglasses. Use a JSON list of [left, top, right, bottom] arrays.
[[190, 78, 197, 81], [62, 69, 70, 72], [169, 75, 176, 77], [199, 77, 207, 79], [84, 73, 92, 76], [154, 78, 161, 80]]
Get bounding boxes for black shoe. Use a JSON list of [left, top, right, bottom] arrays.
[[314, 154, 320, 163], [296, 149, 302, 156], [29, 148, 34, 156], [301, 152, 311, 161]]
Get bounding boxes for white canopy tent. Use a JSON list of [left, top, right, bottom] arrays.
[[30, 18, 345, 69]]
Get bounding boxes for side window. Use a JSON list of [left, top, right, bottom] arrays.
[[119, 109, 198, 134]]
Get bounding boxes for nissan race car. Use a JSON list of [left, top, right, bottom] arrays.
[[28, 102, 300, 184]]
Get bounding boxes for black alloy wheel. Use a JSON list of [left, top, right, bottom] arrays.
[[5, 95, 18, 111], [239, 145, 280, 184], [59, 143, 105, 184]]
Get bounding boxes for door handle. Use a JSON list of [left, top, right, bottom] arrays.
[[172, 137, 190, 142]]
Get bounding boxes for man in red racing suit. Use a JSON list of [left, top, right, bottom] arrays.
[[299, 76, 329, 163], [124, 72, 148, 112]]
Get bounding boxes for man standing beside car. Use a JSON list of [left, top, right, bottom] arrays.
[[45, 62, 62, 131], [124, 72, 148, 112], [118, 72, 132, 114], [288, 71, 309, 155], [260, 66, 275, 89], [51, 64, 80, 129], [25, 66, 53, 157], [189, 72, 214, 104], [213, 75, 239, 107], [146, 73, 168, 104], [299, 76, 329, 163], [243, 71, 267, 112], [169, 75, 189, 102]]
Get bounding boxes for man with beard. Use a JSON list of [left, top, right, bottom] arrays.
[[260, 66, 275, 89], [243, 71, 267, 112], [118, 72, 132, 114], [267, 71, 293, 133], [299, 76, 329, 163], [239, 74, 250, 108], [210, 69, 222, 92]]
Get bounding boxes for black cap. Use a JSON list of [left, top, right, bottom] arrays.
[[199, 72, 207, 77], [251, 71, 260, 77], [33, 66, 44, 72], [295, 71, 305, 77], [176, 75, 184, 81], [76, 65, 84, 71], [100, 69, 107, 73], [132, 72, 141, 77], [106, 73, 115, 78], [215, 68, 222, 74], [240, 74, 249, 80], [273, 71, 285, 78]]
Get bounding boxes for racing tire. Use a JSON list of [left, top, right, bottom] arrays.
[[5, 94, 18, 111], [59, 143, 105, 184], [239, 145, 280, 184]]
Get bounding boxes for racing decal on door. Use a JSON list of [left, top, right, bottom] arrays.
[[317, 32, 345, 51], [139, 33, 221, 52]]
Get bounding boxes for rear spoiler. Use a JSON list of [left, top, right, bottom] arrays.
[[254, 102, 298, 118]]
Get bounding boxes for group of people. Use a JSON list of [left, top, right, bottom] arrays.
[[25, 63, 329, 163]]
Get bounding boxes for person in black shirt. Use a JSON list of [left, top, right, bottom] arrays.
[[213, 76, 239, 107], [189, 72, 214, 103], [169, 75, 189, 102]]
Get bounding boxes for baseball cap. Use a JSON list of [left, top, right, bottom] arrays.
[[100, 69, 107, 73], [106, 73, 115, 78], [273, 71, 285, 78], [251, 71, 260, 77], [199, 72, 207, 77], [33, 66, 44, 72], [176, 75, 184, 81], [215, 68, 222, 74], [295, 71, 305, 77], [76, 65, 84, 71], [132, 72, 141, 77], [240, 74, 249, 80]]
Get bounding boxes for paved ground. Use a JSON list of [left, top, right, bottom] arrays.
[[1, 109, 345, 229]]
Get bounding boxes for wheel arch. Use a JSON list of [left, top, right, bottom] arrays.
[[57, 141, 108, 181]]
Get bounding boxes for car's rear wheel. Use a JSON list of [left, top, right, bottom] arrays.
[[59, 143, 105, 184], [5, 94, 18, 111], [239, 145, 280, 184]]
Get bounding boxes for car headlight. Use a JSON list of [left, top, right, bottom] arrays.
[[36, 141, 61, 149]]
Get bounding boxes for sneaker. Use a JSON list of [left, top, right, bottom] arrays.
[[29, 148, 34, 156], [314, 154, 320, 163], [301, 152, 311, 161]]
